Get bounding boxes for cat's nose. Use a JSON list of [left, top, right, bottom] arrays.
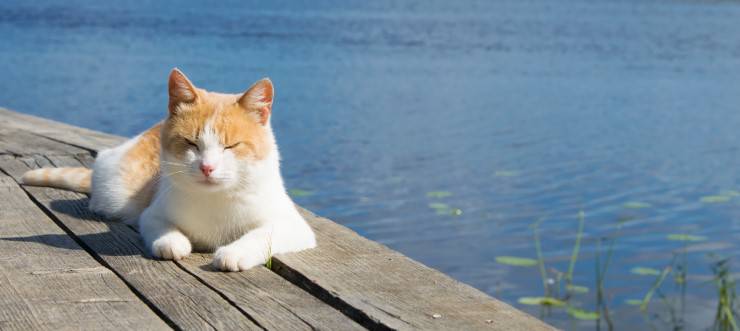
[[200, 163, 215, 177]]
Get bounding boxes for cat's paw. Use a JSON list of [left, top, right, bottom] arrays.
[[213, 245, 265, 272], [150, 231, 192, 260]]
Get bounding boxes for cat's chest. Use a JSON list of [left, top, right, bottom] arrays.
[[166, 194, 264, 250]]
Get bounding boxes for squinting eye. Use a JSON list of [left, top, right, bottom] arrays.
[[224, 142, 241, 150], [185, 139, 199, 151]]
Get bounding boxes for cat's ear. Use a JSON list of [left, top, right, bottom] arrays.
[[238, 78, 274, 125], [168, 68, 198, 114]]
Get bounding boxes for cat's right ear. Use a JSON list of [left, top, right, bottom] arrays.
[[168, 68, 197, 114]]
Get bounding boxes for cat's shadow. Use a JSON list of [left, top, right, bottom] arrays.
[[4, 197, 142, 257], [5, 197, 218, 271]]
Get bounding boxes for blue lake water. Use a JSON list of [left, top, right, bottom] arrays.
[[2, 0, 740, 329]]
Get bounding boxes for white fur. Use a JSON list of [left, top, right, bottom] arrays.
[[90, 115, 316, 271], [89, 133, 149, 224]]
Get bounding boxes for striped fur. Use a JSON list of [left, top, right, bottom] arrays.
[[21, 167, 92, 193]]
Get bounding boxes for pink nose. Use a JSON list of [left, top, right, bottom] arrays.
[[200, 164, 215, 177]]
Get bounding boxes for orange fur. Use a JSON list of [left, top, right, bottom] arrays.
[[120, 123, 162, 211]]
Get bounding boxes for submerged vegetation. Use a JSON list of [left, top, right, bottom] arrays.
[[496, 210, 740, 330]]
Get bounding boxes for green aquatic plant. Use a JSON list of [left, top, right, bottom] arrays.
[[288, 188, 314, 197], [631, 267, 662, 276], [532, 218, 550, 298], [623, 201, 652, 209], [568, 307, 600, 321], [426, 191, 452, 198], [667, 234, 707, 242], [566, 211, 585, 287], [428, 202, 463, 216], [518, 296, 566, 307], [701, 195, 732, 203], [495, 256, 538, 267], [711, 259, 738, 331], [640, 266, 672, 311]]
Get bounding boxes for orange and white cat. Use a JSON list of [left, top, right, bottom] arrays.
[[22, 69, 316, 271]]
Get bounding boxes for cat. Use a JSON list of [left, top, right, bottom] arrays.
[[21, 68, 316, 271]]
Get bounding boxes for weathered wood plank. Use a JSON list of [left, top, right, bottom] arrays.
[[180, 254, 366, 331], [0, 126, 88, 156], [0, 163, 171, 330], [0, 155, 263, 331], [274, 208, 555, 331], [0, 107, 125, 151], [62, 153, 365, 331]]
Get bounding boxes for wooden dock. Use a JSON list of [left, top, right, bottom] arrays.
[[0, 108, 553, 330]]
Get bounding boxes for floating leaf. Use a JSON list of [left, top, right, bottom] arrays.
[[568, 307, 600, 320], [631, 267, 661, 276], [495, 170, 519, 177], [496, 256, 538, 267], [625, 299, 643, 306], [428, 202, 449, 210], [623, 201, 651, 209], [450, 208, 463, 216], [700, 195, 731, 203], [288, 189, 314, 197], [517, 297, 565, 307], [566, 285, 589, 294], [667, 234, 707, 242], [426, 191, 452, 198]]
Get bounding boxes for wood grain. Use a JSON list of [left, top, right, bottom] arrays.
[[273, 208, 555, 331], [0, 155, 263, 330], [0, 107, 125, 152], [0, 169, 171, 330]]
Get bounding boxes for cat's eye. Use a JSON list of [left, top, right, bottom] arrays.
[[185, 139, 199, 150], [224, 142, 242, 150]]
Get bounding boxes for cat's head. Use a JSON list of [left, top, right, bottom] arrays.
[[160, 68, 277, 192]]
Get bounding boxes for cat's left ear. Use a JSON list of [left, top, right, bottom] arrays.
[[238, 78, 274, 125]]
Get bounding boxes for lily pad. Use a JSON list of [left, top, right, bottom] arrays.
[[700, 195, 731, 203], [517, 297, 565, 307], [426, 191, 452, 198], [631, 267, 661, 276], [566, 285, 589, 294], [428, 202, 449, 210], [568, 307, 599, 320], [667, 234, 707, 242], [625, 299, 643, 306], [495, 170, 519, 177], [495, 256, 538, 267], [623, 201, 651, 209], [288, 189, 314, 197]]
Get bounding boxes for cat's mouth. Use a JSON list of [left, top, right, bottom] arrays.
[[198, 178, 221, 186]]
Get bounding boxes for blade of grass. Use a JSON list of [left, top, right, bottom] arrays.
[[641, 266, 672, 311], [566, 211, 585, 286]]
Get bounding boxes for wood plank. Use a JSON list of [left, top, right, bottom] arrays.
[[273, 208, 555, 331], [0, 107, 125, 152], [62, 154, 365, 331], [0, 162, 171, 330], [179, 254, 365, 331], [0, 155, 263, 331], [0, 126, 88, 156]]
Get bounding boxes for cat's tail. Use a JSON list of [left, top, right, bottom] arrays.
[[21, 167, 92, 193]]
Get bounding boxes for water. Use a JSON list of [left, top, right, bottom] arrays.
[[2, 1, 740, 329]]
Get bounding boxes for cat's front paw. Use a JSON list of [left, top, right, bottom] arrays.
[[213, 245, 265, 272], [151, 231, 192, 260]]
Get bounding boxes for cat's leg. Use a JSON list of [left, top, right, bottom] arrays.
[[213, 220, 316, 271], [139, 209, 192, 260]]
